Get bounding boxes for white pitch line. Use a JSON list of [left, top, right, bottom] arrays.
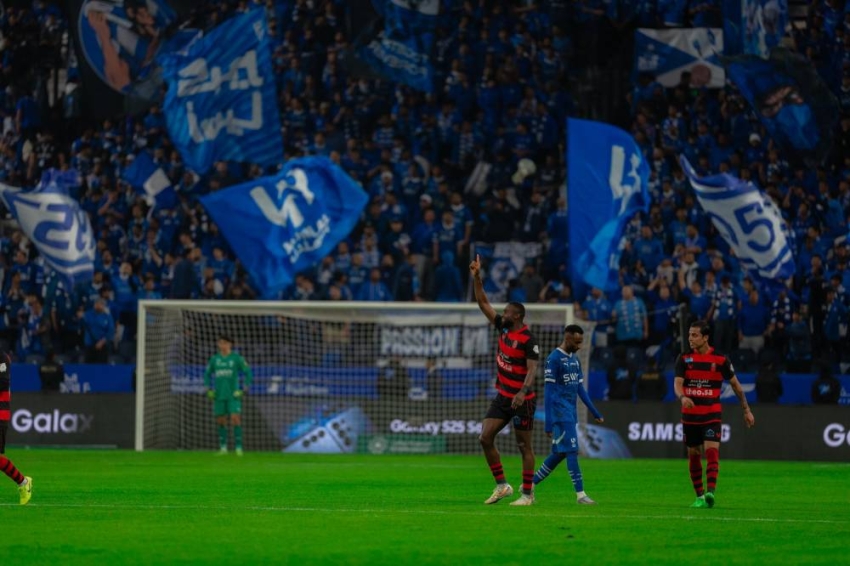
[[1, 502, 848, 525]]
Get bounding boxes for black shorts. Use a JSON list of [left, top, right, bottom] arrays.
[[0, 423, 6, 454], [683, 422, 722, 447], [484, 394, 536, 431]]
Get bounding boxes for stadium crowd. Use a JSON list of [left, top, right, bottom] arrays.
[[0, 0, 846, 377]]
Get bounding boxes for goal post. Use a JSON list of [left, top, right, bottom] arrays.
[[136, 300, 589, 454]]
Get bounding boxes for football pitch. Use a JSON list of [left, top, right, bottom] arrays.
[[1, 451, 848, 565]]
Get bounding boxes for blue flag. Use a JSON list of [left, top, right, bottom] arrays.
[[200, 157, 369, 297], [122, 151, 178, 210], [723, 0, 788, 57], [353, 0, 438, 92], [0, 174, 95, 288], [725, 48, 839, 165], [680, 156, 795, 285], [567, 119, 650, 292], [158, 9, 283, 174]]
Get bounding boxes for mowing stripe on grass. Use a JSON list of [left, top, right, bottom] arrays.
[[2, 502, 847, 525]]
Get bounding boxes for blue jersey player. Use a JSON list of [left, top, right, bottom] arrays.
[[532, 325, 604, 504]]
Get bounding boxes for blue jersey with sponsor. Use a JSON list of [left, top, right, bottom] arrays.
[[543, 348, 602, 433]]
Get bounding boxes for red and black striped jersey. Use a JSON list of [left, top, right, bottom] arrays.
[[0, 353, 11, 422], [674, 348, 734, 425], [494, 315, 540, 399]]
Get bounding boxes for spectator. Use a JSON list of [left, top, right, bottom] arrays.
[[425, 357, 442, 400], [635, 357, 667, 401], [708, 275, 738, 354], [606, 346, 637, 400], [81, 298, 115, 364], [38, 351, 64, 392], [433, 251, 464, 302], [755, 360, 783, 404], [811, 364, 842, 405], [357, 268, 392, 301], [738, 289, 770, 355], [582, 287, 613, 347], [786, 311, 813, 373], [612, 285, 648, 348]]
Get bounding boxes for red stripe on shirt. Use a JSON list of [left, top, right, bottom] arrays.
[[683, 403, 722, 416]]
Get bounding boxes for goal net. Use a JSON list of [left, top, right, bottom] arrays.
[[136, 301, 586, 455]]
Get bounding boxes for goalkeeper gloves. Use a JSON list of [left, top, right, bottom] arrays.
[[233, 390, 245, 398], [206, 389, 216, 400]]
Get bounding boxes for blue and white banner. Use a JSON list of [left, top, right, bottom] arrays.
[[158, 9, 283, 174], [473, 242, 543, 302], [723, 0, 788, 57], [122, 151, 178, 209], [567, 119, 650, 292], [0, 173, 96, 288], [634, 28, 724, 88], [358, 31, 435, 92], [725, 48, 839, 166], [355, 0, 438, 92], [680, 155, 795, 284], [200, 157, 368, 297]]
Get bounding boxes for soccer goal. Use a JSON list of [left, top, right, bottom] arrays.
[[136, 301, 594, 454]]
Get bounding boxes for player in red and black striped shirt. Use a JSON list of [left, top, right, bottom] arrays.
[[0, 353, 33, 505], [674, 321, 754, 509], [471, 255, 540, 506]]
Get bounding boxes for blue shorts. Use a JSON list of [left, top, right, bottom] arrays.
[[550, 422, 579, 454]]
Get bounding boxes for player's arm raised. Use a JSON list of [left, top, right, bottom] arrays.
[[470, 254, 497, 324]]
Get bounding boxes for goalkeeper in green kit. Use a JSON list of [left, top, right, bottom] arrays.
[[204, 335, 253, 455]]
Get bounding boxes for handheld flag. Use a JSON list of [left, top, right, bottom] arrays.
[[725, 48, 839, 165], [158, 9, 283, 174], [567, 118, 650, 292], [680, 155, 795, 284], [122, 151, 178, 209], [0, 173, 95, 287], [200, 157, 368, 297]]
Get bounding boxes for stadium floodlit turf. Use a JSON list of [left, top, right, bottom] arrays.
[[1, 451, 848, 565]]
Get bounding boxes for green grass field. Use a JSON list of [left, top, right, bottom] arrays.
[[1, 450, 848, 565]]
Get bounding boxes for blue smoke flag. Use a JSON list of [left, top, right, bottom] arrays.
[[567, 118, 650, 292], [200, 157, 369, 297], [725, 48, 839, 165], [0, 173, 95, 288], [122, 151, 178, 210], [680, 155, 795, 284], [158, 9, 283, 174]]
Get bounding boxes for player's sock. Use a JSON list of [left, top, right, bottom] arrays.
[[566, 453, 584, 493], [689, 452, 704, 497], [521, 470, 534, 495], [218, 425, 228, 449], [706, 448, 719, 493], [0, 456, 24, 484], [533, 453, 565, 485], [489, 462, 506, 484], [234, 425, 243, 450]]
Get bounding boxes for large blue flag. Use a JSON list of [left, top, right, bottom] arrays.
[[680, 156, 795, 285], [725, 48, 838, 165], [0, 173, 95, 288], [122, 151, 178, 210], [567, 119, 650, 292], [200, 157, 368, 297], [158, 9, 283, 174]]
